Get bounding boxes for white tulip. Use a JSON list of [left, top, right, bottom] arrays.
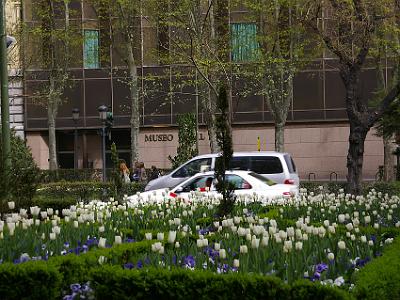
[[338, 241, 346, 250], [49, 233, 56, 240], [8, 201, 15, 210], [114, 235, 122, 245], [233, 259, 240, 268], [219, 249, 226, 259], [240, 245, 248, 254], [98, 256, 106, 265], [327, 252, 335, 261], [214, 243, 221, 251], [98, 237, 107, 248], [251, 238, 260, 249], [168, 231, 176, 244], [157, 232, 164, 241], [295, 241, 303, 251], [261, 236, 269, 247]]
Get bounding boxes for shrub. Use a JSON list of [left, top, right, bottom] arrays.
[[0, 261, 61, 300], [91, 266, 290, 300], [168, 113, 198, 170], [353, 238, 400, 300], [35, 181, 145, 202], [299, 181, 400, 196], [0, 131, 41, 212]]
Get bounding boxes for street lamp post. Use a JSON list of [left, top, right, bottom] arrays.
[[0, 1, 14, 189], [98, 105, 108, 182], [72, 108, 80, 170], [394, 145, 400, 181]]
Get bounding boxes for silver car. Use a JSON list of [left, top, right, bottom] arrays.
[[145, 151, 299, 191]]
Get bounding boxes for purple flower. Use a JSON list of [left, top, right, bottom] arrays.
[[124, 262, 135, 270], [137, 260, 143, 269], [315, 263, 328, 273], [183, 255, 196, 268], [70, 283, 81, 293]]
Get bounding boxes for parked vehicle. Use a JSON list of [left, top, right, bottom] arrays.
[[144, 151, 299, 191], [129, 170, 298, 204]]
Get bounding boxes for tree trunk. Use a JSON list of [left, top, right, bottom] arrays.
[[346, 122, 368, 195], [127, 42, 139, 168], [383, 136, 395, 181], [275, 123, 285, 153], [207, 114, 219, 153], [48, 79, 58, 170]]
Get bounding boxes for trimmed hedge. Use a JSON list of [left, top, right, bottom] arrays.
[[0, 261, 61, 300], [300, 181, 400, 196], [35, 181, 145, 203], [353, 238, 400, 300], [0, 239, 353, 300], [91, 267, 352, 300]]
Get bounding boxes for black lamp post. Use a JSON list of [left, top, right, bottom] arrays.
[[394, 145, 400, 181], [98, 105, 108, 182], [72, 108, 80, 170]]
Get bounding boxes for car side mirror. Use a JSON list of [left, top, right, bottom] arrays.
[[175, 186, 184, 193]]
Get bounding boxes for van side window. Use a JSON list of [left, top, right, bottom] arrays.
[[215, 156, 250, 171], [284, 154, 296, 173], [250, 156, 283, 174], [172, 158, 212, 178]]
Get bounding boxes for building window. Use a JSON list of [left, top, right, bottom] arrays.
[[84, 30, 99, 69], [231, 23, 259, 62]]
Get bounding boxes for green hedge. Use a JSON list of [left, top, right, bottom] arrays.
[[91, 267, 352, 300], [35, 181, 145, 202], [0, 239, 352, 300], [0, 261, 61, 300], [300, 181, 400, 196], [39, 168, 170, 183], [353, 238, 400, 300]]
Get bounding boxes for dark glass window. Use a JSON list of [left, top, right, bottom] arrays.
[[249, 156, 283, 174], [229, 156, 250, 170], [216, 156, 250, 171]]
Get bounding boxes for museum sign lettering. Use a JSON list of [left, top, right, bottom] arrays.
[[145, 134, 174, 142], [144, 133, 205, 143]]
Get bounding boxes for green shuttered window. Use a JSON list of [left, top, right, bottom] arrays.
[[84, 30, 99, 69], [231, 23, 259, 62]]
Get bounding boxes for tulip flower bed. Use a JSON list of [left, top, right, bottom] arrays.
[[0, 188, 399, 299]]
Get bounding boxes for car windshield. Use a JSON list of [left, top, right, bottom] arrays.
[[249, 172, 277, 186]]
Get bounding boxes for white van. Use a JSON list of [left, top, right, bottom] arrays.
[[145, 151, 299, 191]]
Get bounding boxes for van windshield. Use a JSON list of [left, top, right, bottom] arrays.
[[249, 172, 277, 186]]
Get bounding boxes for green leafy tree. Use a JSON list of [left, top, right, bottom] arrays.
[[240, 0, 317, 152], [24, 0, 81, 170], [214, 86, 235, 217], [168, 113, 198, 169], [91, 0, 141, 169], [372, 1, 400, 181], [149, 0, 231, 152], [303, 0, 400, 194]]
